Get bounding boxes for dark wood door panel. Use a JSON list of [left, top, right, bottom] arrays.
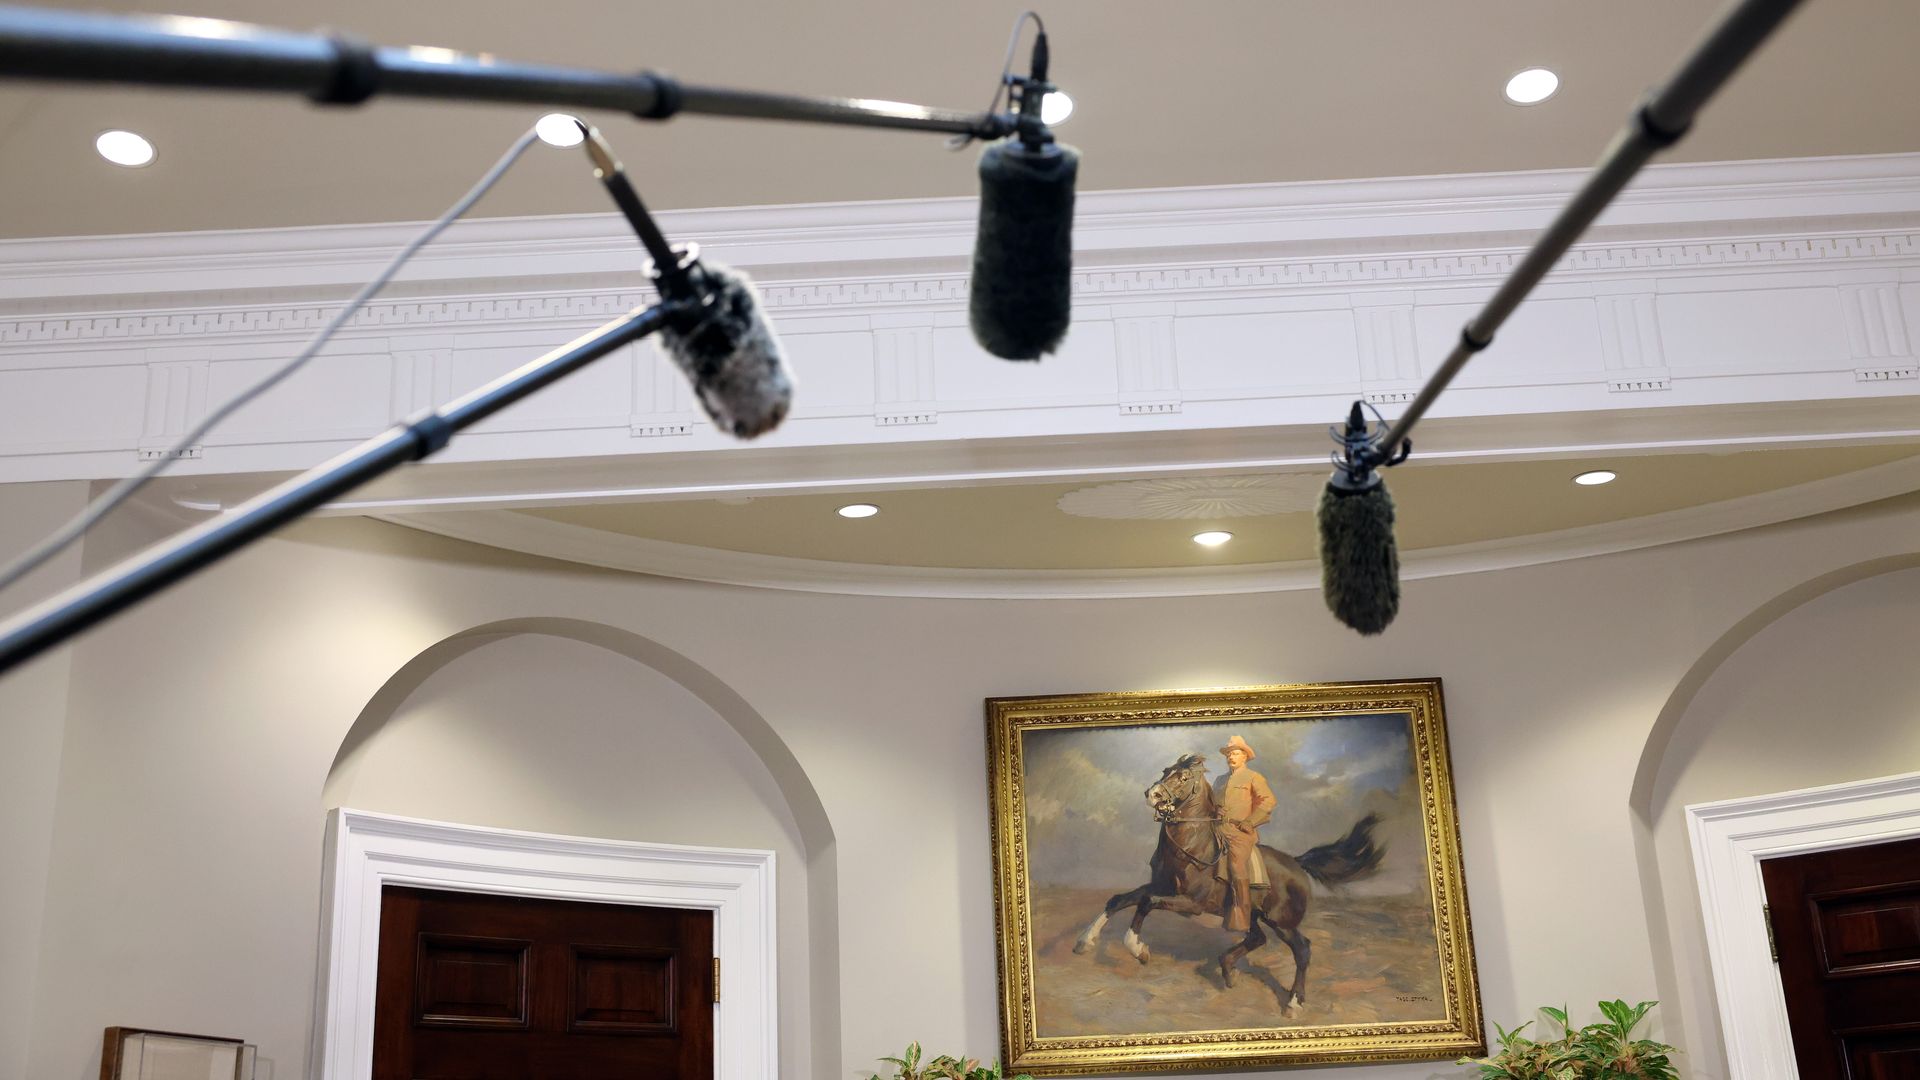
[[1841, 1026, 1920, 1080], [570, 944, 678, 1034], [1814, 881, 1920, 975], [374, 885, 713, 1080], [414, 934, 531, 1028], [1763, 837, 1920, 1080]]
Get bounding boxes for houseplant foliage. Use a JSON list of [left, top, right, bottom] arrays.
[[867, 1042, 1033, 1080], [1461, 1000, 1680, 1080]]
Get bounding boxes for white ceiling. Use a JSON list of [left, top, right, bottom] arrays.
[[3, 0, 1919, 237]]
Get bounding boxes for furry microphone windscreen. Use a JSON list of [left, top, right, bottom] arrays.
[[1317, 481, 1400, 635], [657, 260, 794, 439], [969, 139, 1079, 361]]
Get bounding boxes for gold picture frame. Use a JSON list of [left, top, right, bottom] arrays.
[[986, 680, 1483, 1074]]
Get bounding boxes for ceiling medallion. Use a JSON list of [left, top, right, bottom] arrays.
[[1056, 474, 1323, 520]]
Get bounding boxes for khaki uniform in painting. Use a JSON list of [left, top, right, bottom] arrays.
[[1213, 735, 1274, 933]]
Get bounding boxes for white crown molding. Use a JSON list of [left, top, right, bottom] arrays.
[[3, 151, 1918, 495], [1686, 772, 1920, 1080], [373, 452, 1920, 598], [314, 808, 777, 1080], [4, 152, 1918, 306]]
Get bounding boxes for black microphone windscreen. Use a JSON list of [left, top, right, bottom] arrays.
[[970, 139, 1078, 361], [657, 260, 793, 439], [1318, 480, 1400, 635]]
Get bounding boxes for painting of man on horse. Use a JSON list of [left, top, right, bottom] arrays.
[[1014, 712, 1447, 1038]]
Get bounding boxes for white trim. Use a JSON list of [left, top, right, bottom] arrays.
[[1685, 771, 1920, 1080], [6, 153, 1918, 302], [311, 808, 776, 1080], [376, 451, 1920, 599]]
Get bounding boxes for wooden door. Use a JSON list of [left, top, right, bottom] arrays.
[[1761, 836, 1920, 1080], [373, 885, 714, 1080]]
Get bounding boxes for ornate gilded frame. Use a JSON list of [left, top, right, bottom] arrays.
[[985, 679, 1483, 1074]]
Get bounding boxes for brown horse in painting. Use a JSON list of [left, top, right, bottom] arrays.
[[1070, 753, 1384, 1015]]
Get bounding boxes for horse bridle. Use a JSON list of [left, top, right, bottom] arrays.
[[1150, 763, 1220, 823]]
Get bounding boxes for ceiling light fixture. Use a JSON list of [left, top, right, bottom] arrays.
[[1504, 68, 1559, 105], [534, 113, 586, 147], [1039, 91, 1074, 126], [1192, 530, 1233, 547], [95, 130, 155, 167], [836, 503, 880, 519], [1573, 470, 1617, 486]]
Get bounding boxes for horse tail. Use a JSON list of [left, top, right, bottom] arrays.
[[1297, 812, 1384, 887]]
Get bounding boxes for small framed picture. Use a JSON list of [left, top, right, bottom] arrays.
[[101, 1027, 255, 1080]]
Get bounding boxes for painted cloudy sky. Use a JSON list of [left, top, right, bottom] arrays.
[[1020, 714, 1429, 894]]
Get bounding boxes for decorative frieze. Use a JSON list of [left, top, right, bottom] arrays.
[[1, 156, 1918, 484]]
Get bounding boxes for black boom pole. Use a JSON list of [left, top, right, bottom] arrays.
[[0, 304, 680, 676], [0, 4, 1017, 139]]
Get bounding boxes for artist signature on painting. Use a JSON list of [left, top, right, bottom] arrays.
[[1396, 994, 1433, 1003]]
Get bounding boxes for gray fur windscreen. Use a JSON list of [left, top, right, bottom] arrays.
[[969, 140, 1078, 361], [1317, 482, 1401, 635], [657, 261, 794, 439]]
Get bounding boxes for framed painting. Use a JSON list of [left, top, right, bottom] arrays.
[[985, 680, 1483, 1074]]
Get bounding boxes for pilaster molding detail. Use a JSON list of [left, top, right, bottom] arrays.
[[1839, 273, 1915, 382], [388, 348, 452, 420], [1598, 293, 1671, 393], [1353, 295, 1420, 404], [1114, 304, 1179, 414], [873, 316, 936, 426], [630, 342, 699, 438], [139, 357, 207, 459]]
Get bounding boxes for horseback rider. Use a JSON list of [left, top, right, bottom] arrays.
[[1214, 735, 1274, 932]]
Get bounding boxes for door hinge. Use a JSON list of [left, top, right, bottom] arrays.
[[1764, 905, 1778, 963], [713, 957, 721, 1003]]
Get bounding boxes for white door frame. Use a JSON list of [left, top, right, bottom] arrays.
[[1686, 770, 1920, 1080], [310, 808, 777, 1080]]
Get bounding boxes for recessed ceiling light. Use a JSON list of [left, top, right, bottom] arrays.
[[535, 113, 586, 147], [1040, 91, 1074, 126], [1573, 470, 1617, 486], [1504, 68, 1559, 105], [1192, 530, 1233, 547], [95, 130, 155, 168], [837, 503, 880, 519]]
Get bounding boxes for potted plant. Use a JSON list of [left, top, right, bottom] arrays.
[[866, 1042, 1033, 1080], [1461, 1000, 1680, 1080]]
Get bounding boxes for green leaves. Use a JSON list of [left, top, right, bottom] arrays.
[[867, 1043, 1033, 1080], [1458, 1001, 1678, 1080]]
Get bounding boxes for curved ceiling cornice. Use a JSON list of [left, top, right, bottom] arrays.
[[378, 454, 1920, 599]]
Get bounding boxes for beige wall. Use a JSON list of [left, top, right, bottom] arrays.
[[9, 482, 1920, 1080], [1645, 566, 1920, 1077], [0, 481, 88, 1080]]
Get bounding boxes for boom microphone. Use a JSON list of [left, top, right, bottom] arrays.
[[656, 257, 793, 439], [578, 123, 793, 439], [1318, 403, 1406, 636], [968, 17, 1077, 361], [1314, 0, 1806, 634]]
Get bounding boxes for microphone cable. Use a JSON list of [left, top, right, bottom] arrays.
[[947, 10, 1046, 151], [0, 126, 546, 598]]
